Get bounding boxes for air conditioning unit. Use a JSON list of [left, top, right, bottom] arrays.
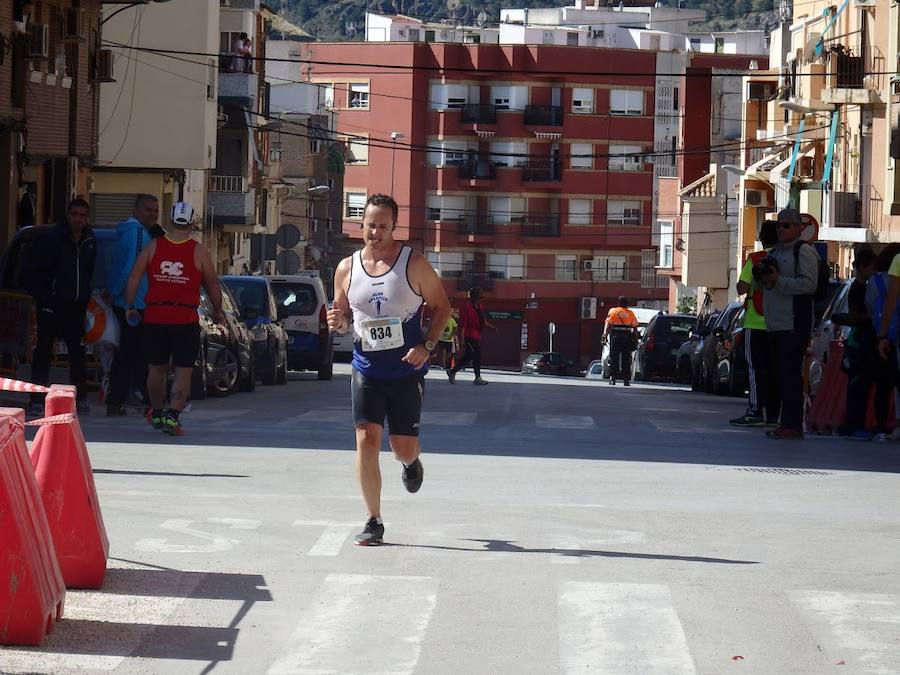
[[803, 32, 822, 63], [580, 296, 598, 320], [744, 188, 772, 208], [583, 257, 598, 271], [94, 49, 115, 82], [27, 23, 49, 59], [64, 8, 86, 42]]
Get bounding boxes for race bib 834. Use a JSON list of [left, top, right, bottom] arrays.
[[360, 317, 404, 352]]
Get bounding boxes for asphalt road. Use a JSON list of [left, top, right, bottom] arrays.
[[2, 364, 899, 675]]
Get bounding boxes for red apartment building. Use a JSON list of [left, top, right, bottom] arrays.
[[302, 41, 753, 366]]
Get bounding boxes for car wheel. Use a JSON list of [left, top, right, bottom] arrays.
[[317, 356, 333, 381], [261, 351, 277, 386], [276, 349, 288, 385], [210, 348, 239, 397], [238, 354, 256, 392], [191, 344, 208, 401]]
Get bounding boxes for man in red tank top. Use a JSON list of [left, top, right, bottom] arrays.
[[124, 202, 224, 435]]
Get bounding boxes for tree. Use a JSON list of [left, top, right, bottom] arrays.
[[677, 295, 697, 315]]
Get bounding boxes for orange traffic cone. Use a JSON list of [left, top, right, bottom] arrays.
[[0, 408, 66, 645], [29, 385, 109, 589]]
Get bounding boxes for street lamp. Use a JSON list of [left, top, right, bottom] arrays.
[[778, 99, 835, 115], [390, 131, 403, 195]]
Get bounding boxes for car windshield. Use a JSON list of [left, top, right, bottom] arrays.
[[525, 354, 543, 364], [654, 317, 695, 341], [589, 362, 602, 374], [225, 280, 268, 316], [271, 282, 317, 316]]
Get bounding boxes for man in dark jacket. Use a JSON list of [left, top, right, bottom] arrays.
[[26, 198, 96, 414]]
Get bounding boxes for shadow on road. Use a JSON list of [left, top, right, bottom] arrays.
[[392, 538, 758, 565], [93, 468, 250, 478]]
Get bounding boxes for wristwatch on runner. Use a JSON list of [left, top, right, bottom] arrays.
[[424, 339, 436, 352]]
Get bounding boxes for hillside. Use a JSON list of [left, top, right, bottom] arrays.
[[277, 0, 778, 42]]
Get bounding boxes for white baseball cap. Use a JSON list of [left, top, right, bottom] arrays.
[[172, 201, 195, 226]]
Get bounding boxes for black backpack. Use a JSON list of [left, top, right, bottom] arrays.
[[793, 241, 829, 303]]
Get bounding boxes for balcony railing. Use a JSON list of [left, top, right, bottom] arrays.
[[520, 215, 561, 237], [458, 157, 496, 180], [457, 269, 494, 292], [208, 175, 248, 192], [460, 104, 497, 124], [456, 213, 495, 236], [522, 160, 562, 182], [524, 105, 564, 126], [829, 48, 866, 89]]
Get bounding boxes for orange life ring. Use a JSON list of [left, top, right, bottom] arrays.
[[84, 298, 107, 344]]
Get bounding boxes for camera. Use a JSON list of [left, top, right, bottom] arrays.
[[751, 255, 778, 280]]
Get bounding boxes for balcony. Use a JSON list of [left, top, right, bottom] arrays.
[[524, 105, 563, 126], [458, 157, 496, 181], [460, 104, 497, 125], [208, 175, 255, 226], [520, 214, 561, 237], [218, 70, 259, 108], [457, 268, 494, 292], [456, 213, 495, 236], [822, 47, 882, 105], [522, 159, 562, 183]]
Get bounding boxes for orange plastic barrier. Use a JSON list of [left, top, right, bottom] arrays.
[[29, 385, 109, 589], [0, 408, 66, 645]]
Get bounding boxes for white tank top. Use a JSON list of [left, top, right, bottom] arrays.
[[348, 245, 425, 379]]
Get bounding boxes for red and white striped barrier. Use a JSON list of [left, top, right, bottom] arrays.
[[0, 377, 50, 394], [6, 413, 78, 430]]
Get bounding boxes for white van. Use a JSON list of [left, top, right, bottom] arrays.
[[267, 273, 334, 380]]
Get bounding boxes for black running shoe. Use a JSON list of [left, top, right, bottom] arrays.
[[402, 458, 424, 493], [354, 517, 384, 546]]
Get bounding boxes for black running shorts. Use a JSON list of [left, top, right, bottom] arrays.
[[351, 368, 424, 437], [144, 322, 200, 369]]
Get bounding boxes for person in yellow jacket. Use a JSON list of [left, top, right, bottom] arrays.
[[603, 296, 639, 386]]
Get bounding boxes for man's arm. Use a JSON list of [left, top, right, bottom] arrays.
[[124, 242, 153, 307], [878, 261, 900, 357], [771, 245, 818, 295], [326, 257, 352, 333], [196, 244, 225, 323], [108, 226, 137, 300], [406, 252, 452, 368], [736, 257, 753, 296]]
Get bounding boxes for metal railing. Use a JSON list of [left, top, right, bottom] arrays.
[[520, 214, 561, 237], [208, 175, 248, 192], [460, 104, 497, 124], [829, 48, 866, 89], [456, 213, 495, 236], [524, 105, 564, 126], [457, 269, 494, 291], [522, 159, 562, 182]]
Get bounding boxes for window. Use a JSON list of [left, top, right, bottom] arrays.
[[426, 195, 466, 221], [607, 200, 642, 226], [572, 87, 594, 113], [426, 251, 463, 277], [488, 253, 525, 279], [556, 255, 578, 281], [347, 136, 369, 164], [609, 144, 643, 171], [610, 89, 644, 115], [715, 37, 725, 53], [349, 83, 369, 109], [593, 256, 626, 281], [408, 28, 420, 41], [658, 221, 674, 267], [542, 31, 555, 44], [428, 140, 472, 166], [207, 59, 216, 101], [491, 85, 527, 111], [323, 84, 334, 109], [430, 83, 472, 109], [489, 197, 525, 223], [345, 192, 366, 219], [490, 141, 528, 167], [570, 142, 593, 169], [689, 37, 701, 51], [566, 32, 579, 46], [568, 199, 592, 225]]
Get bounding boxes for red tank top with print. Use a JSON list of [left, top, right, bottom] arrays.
[[144, 237, 202, 325]]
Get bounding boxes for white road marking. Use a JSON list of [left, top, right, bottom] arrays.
[[559, 582, 697, 674], [419, 411, 478, 426], [790, 590, 900, 673], [267, 573, 437, 675], [134, 517, 260, 553], [651, 420, 711, 433], [276, 409, 349, 425], [306, 525, 353, 556], [536, 414, 596, 429]]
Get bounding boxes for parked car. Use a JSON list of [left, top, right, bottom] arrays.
[[696, 302, 744, 393], [675, 310, 720, 386], [600, 307, 660, 378], [584, 359, 604, 380], [192, 286, 254, 399], [268, 273, 334, 380], [807, 278, 853, 397], [328, 301, 354, 361], [711, 306, 750, 396], [631, 313, 696, 381], [221, 276, 288, 386], [521, 352, 578, 376]]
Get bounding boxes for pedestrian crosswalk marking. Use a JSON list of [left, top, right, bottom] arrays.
[[267, 574, 437, 675], [276, 409, 349, 425], [420, 411, 478, 426], [558, 582, 697, 674], [536, 414, 596, 429], [651, 420, 711, 433], [790, 590, 900, 673]]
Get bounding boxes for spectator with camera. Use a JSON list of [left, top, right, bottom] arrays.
[[758, 208, 820, 440]]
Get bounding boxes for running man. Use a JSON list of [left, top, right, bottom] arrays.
[[124, 202, 224, 436], [327, 194, 452, 546]]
